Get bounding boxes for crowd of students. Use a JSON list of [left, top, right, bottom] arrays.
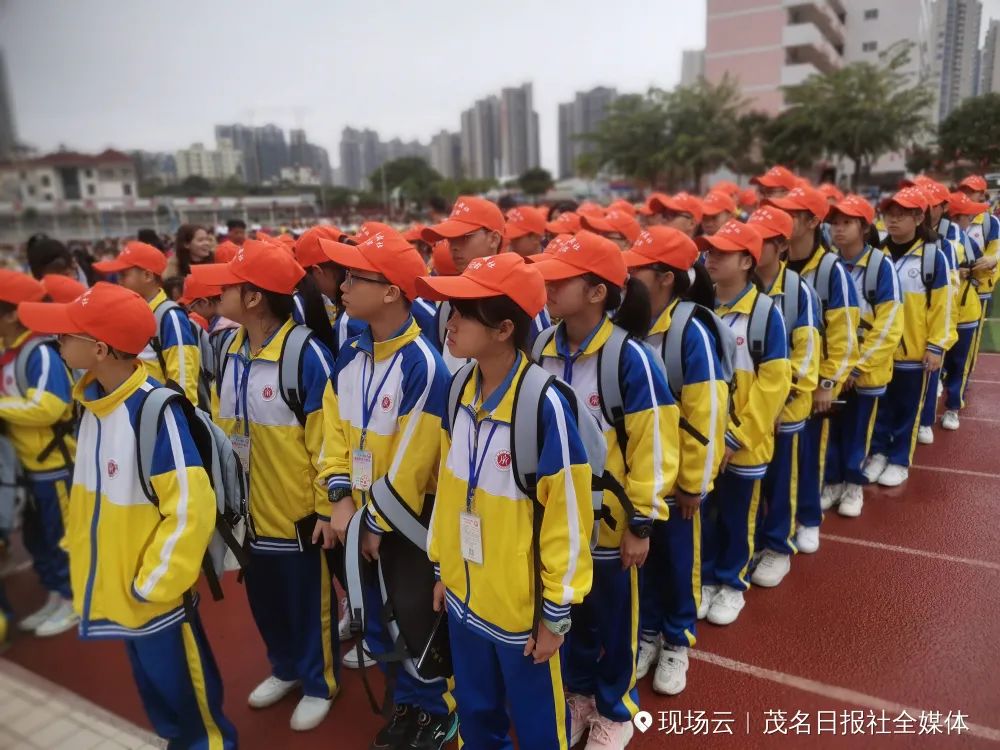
[[0, 166, 996, 750]]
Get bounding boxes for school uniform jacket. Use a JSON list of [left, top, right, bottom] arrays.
[[967, 212, 1000, 300], [797, 247, 860, 392], [139, 289, 201, 405], [318, 317, 449, 533], [426, 353, 593, 646], [840, 247, 904, 394], [67, 365, 215, 638], [943, 225, 984, 329], [716, 285, 791, 476], [0, 332, 76, 474], [765, 264, 821, 431], [645, 300, 728, 497], [215, 319, 334, 551], [882, 238, 951, 369]]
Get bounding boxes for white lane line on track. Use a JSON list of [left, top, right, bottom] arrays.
[[910, 464, 1000, 480], [690, 651, 1000, 742], [959, 415, 1000, 424], [819, 533, 1000, 572], [968, 379, 1000, 384]]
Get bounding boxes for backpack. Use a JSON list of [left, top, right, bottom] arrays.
[[861, 248, 888, 306], [136, 387, 250, 605], [152, 299, 210, 409], [809, 252, 843, 314], [14, 337, 78, 468]]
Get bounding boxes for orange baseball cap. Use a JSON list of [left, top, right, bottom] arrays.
[[402, 224, 428, 243], [959, 175, 988, 193], [880, 187, 929, 213], [320, 227, 427, 301], [917, 179, 950, 206], [294, 225, 345, 268], [545, 211, 583, 234], [415, 252, 546, 316], [580, 209, 642, 243], [527, 230, 627, 287], [192, 239, 305, 295], [738, 188, 759, 208], [701, 191, 738, 217], [431, 240, 457, 276], [622, 227, 699, 271], [40, 274, 87, 304], [576, 201, 606, 219], [764, 185, 829, 221], [0, 270, 45, 305], [711, 180, 740, 197], [505, 206, 548, 239], [747, 206, 794, 240], [542, 234, 573, 255], [751, 166, 799, 191], [829, 194, 876, 224], [947, 191, 990, 216], [608, 199, 637, 217], [18, 282, 156, 355], [817, 183, 845, 203], [92, 241, 167, 276], [658, 193, 705, 223], [697, 220, 763, 261], [214, 240, 239, 264], [178, 275, 222, 305], [423, 196, 505, 242]]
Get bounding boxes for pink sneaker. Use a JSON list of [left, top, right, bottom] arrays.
[[585, 714, 635, 749], [567, 693, 597, 747]]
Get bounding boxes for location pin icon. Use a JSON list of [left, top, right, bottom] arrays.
[[633, 711, 653, 733]]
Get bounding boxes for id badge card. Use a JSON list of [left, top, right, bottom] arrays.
[[352, 449, 373, 491], [459, 511, 484, 565], [230, 434, 251, 475]]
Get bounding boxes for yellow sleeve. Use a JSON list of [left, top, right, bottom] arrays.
[[789, 325, 821, 398], [856, 298, 904, 375], [676, 379, 727, 497], [427, 426, 450, 572], [316, 380, 352, 502], [728, 357, 792, 450], [162, 343, 202, 405], [927, 250, 952, 354], [0, 390, 68, 427], [818, 305, 860, 384]]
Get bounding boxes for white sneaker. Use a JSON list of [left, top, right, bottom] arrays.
[[19, 592, 61, 632], [706, 586, 745, 626], [937, 380, 944, 398], [917, 425, 934, 445], [862, 454, 888, 483], [751, 550, 791, 588], [33, 599, 79, 637], [585, 714, 634, 749], [337, 597, 352, 642], [795, 525, 820, 555], [652, 644, 689, 695], [248, 676, 301, 709], [878, 464, 909, 487], [290, 695, 332, 731], [941, 410, 960, 431], [567, 693, 597, 747], [342, 642, 376, 669], [697, 584, 719, 620], [820, 483, 844, 511], [838, 484, 864, 518], [635, 636, 660, 680]]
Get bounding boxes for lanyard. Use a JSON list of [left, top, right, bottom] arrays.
[[465, 414, 498, 513], [233, 340, 253, 436], [360, 350, 401, 448]]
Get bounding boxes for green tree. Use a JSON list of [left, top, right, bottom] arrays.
[[761, 109, 826, 171], [179, 175, 212, 196], [938, 93, 1000, 170], [580, 92, 672, 187], [369, 157, 443, 205], [518, 167, 554, 196], [905, 143, 939, 175]]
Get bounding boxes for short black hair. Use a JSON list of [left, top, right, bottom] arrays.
[[26, 238, 72, 279], [227, 219, 247, 230], [137, 228, 163, 251]]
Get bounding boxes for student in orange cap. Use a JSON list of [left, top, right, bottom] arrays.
[[529, 232, 678, 747], [577, 201, 606, 219], [403, 225, 434, 264], [711, 180, 740, 198], [40, 274, 86, 303], [177, 275, 239, 335], [418, 254, 594, 750], [608, 199, 638, 217], [699, 221, 790, 625], [639, 194, 703, 238], [823, 195, 903, 518], [750, 166, 799, 200], [955, 174, 1000, 376], [546, 211, 584, 236], [214, 240, 240, 264], [745, 207, 821, 588], [700, 191, 738, 237], [737, 188, 759, 220], [292, 225, 362, 355], [580, 209, 642, 251], [818, 184, 845, 204], [505, 205, 548, 257]]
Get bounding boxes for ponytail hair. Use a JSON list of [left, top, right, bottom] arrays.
[[917, 210, 939, 245], [296, 273, 337, 354], [651, 262, 715, 309], [865, 222, 882, 249], [584, 273, 651, 339]]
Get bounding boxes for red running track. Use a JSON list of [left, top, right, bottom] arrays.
[[4, 356, 1000, 748]]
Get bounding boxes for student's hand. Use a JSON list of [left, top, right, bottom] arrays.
[[311, 519, 335, 549], [843, 374, 857, 392], [923, 350, 943, 372], [720, 446, 736, 474], [959, 267, 972, 280], [813, 387, 834, 414], [361, 529, 382, 562], [432, 581, 446, 613], [329, 499, 355, 545], [620, 528, 650, 569], [675, 491, 701, 521], [973, 256, 998, 272], [524, 626, 564, 664]]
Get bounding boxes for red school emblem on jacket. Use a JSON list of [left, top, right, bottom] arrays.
[[495, 450, 512, 470], [588, 392, 601, 409], [107, 460, 119, 478], [381, 394, 393, 412], [261, 385, 276, 401]]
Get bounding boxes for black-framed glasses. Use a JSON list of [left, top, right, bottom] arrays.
[[345, 269, 392, 287]]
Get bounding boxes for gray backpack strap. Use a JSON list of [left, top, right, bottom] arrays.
[[530, 325, 557, 364], [435, 301, 450, 350], [863, 248, 886, 304], [14, 337, 53, 396], [152, 299, 183, 350], [446, 362, 476, 434], [278, 325, 312, 425], [922, 241, 938, 287], [369, 478, 428, 551], [813, 252, 838, 310], [781, 269, 801, 337], [747, 293, 775, 371], [344, 507, 368, 634], [510, 364, 552, 500], [136, 387, 179, 503], [663, 301, 697, 400], [213, 328, 238, 384], [597, 324, 628, 429]]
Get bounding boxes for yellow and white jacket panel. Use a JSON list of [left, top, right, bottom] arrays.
[[885, 239, 952, 368], [139, 290, 201, 405], [799, 248, 861, 392]]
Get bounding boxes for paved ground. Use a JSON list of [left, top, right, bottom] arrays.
[[3, 355, 1000, 748]]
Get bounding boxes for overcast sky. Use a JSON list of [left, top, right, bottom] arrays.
[[0, 0, 706, 174]]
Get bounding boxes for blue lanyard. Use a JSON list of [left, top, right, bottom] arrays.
[[360, 350, 402, 448], [465, 414, 498, 513], [233, 341, 253, 436]]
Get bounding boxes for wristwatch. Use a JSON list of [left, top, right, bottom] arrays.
[[820, 379, 835, 390], [328, 486, 353, 504], [542, 618, 572, 636], [628, 522, 653, 539]]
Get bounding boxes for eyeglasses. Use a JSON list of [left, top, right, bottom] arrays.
[[57, 332, 98, 344], [345, 269, 392, 287]]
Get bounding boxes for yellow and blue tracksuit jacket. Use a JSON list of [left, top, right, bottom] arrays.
[[764, 264, 821, 432], [427, 352, 594, 646], [883, 238, 951, 368], [717, 285, 792, 475], [967, 212, 1000, 301], [139, 289, 201, 405], [839, 247, 904, 394], [536, 317, 679, 547], [67, 364, 216, 638], [215, 319, 334, 551], [0, 332, 76, 474], [944, 223, 985, 330], [318, 317, 450, 532], [644, 300, 728, 497], [796, 247, 860, 394]]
